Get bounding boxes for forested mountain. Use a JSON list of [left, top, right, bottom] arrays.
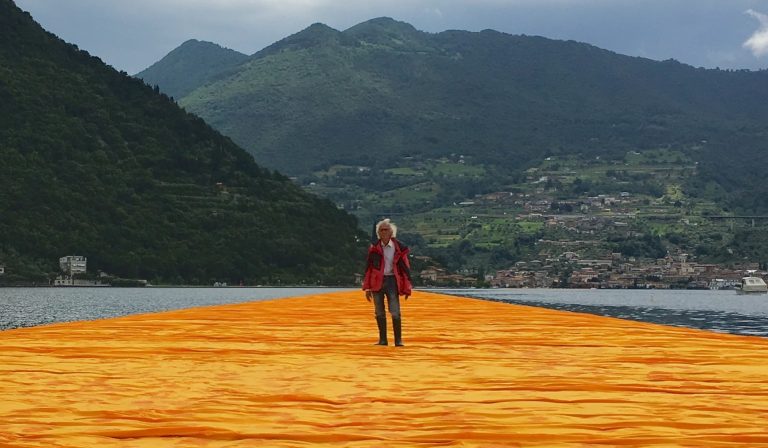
[[140, 17, 768, 212], [0, 0, 365, 284], [136, 39, 248, 99]]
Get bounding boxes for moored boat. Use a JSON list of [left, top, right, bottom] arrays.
[[736, 274, 768, 294]]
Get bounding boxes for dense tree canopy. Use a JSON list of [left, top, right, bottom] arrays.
[[0, 0, 366, 284]]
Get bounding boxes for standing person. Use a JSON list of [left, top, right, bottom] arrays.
[[363, 218, 412, 346]]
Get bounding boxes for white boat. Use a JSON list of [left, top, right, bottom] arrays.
[[736, 275, 768, 294]]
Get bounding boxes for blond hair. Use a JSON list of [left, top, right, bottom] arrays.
[[376, 218, 398, 238]]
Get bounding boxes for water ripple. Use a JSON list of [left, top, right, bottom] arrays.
[[0, 287, 352, 331], [436, 288, 768, 338]]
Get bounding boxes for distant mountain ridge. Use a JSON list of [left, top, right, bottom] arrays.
[[140, 17, 768, 212], [0, 0, 363, 284], [136, 39, 248, 99]]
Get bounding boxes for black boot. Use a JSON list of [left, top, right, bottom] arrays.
[[393, 318, 404, 347], [375, 317, 388, 345]]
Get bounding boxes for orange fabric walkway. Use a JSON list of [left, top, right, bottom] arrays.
[[1, 290, 768, 447]]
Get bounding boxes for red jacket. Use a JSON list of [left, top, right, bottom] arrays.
[[363, 238, 412, 296]]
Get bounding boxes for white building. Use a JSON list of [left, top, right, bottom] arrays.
[[53, 276, 107, 287], [60, 256, 87, 276]]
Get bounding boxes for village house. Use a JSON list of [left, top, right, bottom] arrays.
[[419, 267, 446, 283], [570, 267, 601, 286], [59, 255, 87, 276], [53, 255, 106, 287], [491, 270, 537, 288]]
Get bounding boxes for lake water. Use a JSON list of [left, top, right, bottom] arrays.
[[437, 288, 768, 338], [1, 287, 767, 338], [0, 287, 352, 331]]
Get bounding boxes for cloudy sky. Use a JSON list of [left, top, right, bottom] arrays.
[[15, 0, 768, 75]]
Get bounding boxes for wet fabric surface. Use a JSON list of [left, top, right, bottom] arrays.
[[1, 290, 768, 447]]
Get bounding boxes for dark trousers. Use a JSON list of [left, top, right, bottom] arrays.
[[373, 276, 401, 319]]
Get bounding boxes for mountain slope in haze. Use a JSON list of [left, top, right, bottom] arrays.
[[144, 18, 768, 212], [135, 39, 248, 99], [0, 0, 364, 285]]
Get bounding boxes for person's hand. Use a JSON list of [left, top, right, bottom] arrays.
[[404, 294, 410, 300], [365, 290, 373, 302]]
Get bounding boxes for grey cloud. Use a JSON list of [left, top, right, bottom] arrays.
[[744, 9, 768, 57]]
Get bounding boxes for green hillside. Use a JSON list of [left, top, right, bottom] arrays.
[[136, 39, 248, 99], [0, 0, 365, 285], [133, 17, 768, 277], [142, 18, 768, 214], [158, 19, 768, 174]]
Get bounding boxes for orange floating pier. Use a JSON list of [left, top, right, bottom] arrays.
[[2, 290, 768, 447]]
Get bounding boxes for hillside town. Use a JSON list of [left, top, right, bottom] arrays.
[[414, 185, 766, 289], [418, 251, 761, 290]]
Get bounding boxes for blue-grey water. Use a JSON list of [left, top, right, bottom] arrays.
[[0, 287, 352, 331], [436, 288, 768, 338], [2, 287, 767, 338]]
